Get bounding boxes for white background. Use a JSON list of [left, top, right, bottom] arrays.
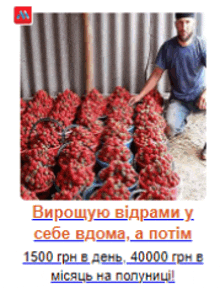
[[1, 1, 219, 287]]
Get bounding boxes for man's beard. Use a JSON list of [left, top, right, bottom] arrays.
[[178, 31, 193, 42]]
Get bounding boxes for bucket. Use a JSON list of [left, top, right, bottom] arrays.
[[128, 180, 139, 192], [83, 183, 102, 200], [32, 182, 54, 200], [28, 117, 65, 146], [127, 125, 135, 134], [53, 180, 85, 200], [129, 189, 146, 200], [98, 115, 107, 120]]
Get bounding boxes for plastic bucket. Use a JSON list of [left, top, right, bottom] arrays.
[[32, 182, 53, 200], [28, 117, 65, 147], [98, 115, 107, 120], [125, 137, 133, 148], [83, 183, 102, 200], [95, 153, 110, 168], [96, 170, 103, 184], [53, 180, 85, 199], [127, 125, 135, 134], [128, 180, 139, 192], [129, 189, 146, 200], [128, 153, 134, 165]]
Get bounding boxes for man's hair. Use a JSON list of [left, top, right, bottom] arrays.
[[175, 13, 195, 20]]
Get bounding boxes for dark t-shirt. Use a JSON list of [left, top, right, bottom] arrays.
[[155, 36, 206, 102]]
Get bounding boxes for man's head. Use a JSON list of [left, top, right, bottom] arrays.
[[175, 13, 196, 43]]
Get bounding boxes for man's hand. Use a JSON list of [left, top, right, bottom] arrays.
[[197, 90, 206, 110], [129, 94, 142, 106], [129, 67, 164, 106]]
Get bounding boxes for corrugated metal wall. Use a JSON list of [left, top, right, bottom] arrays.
[[21, 13, 204, 99]]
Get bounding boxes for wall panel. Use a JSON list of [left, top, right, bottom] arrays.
[[21, 13, 204, 99]]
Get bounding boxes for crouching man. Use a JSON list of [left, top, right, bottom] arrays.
[[129, 13, 206, 159]]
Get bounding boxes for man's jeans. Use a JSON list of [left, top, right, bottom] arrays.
[[165, 98, 204, 137]]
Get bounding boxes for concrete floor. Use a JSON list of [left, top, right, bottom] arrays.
[[168, 111, 206, 200]]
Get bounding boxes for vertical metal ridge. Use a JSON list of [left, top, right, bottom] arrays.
[[43, 14, 58, 96], [51, 13, 63, 95], [108, 13, 117, 93], [115, 13, 123, 89], [157, 13, 167, 93], [138, 13, 150, 91], [101, 13, 109, 95], [57, 14, 71, 92], [92, 13, 102, 92], [122, 13, 130, 91], [68, 13, 85, 96], [129, 13, 138, 94]]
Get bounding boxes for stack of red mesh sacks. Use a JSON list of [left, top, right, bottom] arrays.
[[54, 156, 95, 200], [54, 121, 100, 200], [48, 89, 81, 127], [102, 86, 134, 148], [54, 122, 100, 200], [53, 88, 107, 200], [133, 89, 180, 200], [94, 86, 135, 200], [20, 90, 54, 152], [76, 88, 106, 141], [20, 89, 81, 200]]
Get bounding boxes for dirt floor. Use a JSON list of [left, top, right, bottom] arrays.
[[168, 111, 206, 200]]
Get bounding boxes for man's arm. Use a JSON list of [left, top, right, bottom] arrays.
[[129, 66, 164, 106], [197, 89, 206, 110]]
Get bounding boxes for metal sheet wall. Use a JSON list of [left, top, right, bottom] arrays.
[[21, 13, 204, 99]]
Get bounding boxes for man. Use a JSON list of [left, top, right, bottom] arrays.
[[129, 13, 206, 159]]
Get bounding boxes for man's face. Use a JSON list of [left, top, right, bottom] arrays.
[[175, 17, 195, 42]]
